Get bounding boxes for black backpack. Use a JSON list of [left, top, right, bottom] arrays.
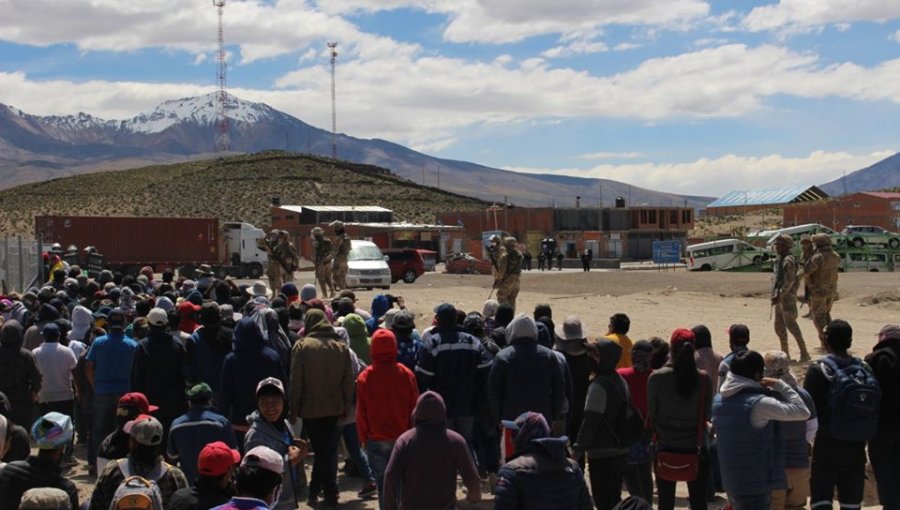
[[821, 356, 881, 441]]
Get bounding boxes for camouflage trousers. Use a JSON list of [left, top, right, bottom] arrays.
[[496, 275, 521, 312], [267, 261, 283, 294], [809, 290, 835, 346], [774, 295, 809, 360], [332, 257, 349, 290], [316, 262, 335, 298]]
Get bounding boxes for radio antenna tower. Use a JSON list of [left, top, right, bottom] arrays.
[[213, 0, 229, 152], [328, 42, 338, 160]]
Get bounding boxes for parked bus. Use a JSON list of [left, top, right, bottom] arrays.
[[686, 239, 773, 271]]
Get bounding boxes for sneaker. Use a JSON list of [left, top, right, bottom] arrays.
[[488, 472, 498, 494], [357, 480, 377, 498]]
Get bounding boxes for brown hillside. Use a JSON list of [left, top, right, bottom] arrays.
[[0, 151, 489, 235]]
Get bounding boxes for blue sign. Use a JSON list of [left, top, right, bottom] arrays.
[[652, 240, 682, 264]]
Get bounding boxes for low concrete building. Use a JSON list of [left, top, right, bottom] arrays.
[[782, 191, 900, 232]]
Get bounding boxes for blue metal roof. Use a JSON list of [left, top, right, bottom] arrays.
[[707, 185, 828, 208]]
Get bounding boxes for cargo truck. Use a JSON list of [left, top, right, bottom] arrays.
[[35, 215, 268, 278]]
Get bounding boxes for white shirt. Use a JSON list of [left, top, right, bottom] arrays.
[[33, 342, 78, 403]]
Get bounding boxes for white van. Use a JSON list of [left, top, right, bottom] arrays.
[[346, 240, 392, 290], [839, 250, 894, 272], [764, 224, 839, 247], [686, 239, 772, 271]]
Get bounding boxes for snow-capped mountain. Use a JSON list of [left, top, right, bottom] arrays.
[[121, 93, 276, 134]]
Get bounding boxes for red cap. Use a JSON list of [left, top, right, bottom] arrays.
[[118, 392, 159, 414], [670, 328, 696, 350], [198, 441, 241, 477], [178, 301, 201, 313]]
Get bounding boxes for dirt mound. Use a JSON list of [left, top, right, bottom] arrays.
[[859, 289, 900, 306]]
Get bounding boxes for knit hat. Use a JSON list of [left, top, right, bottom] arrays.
[[482, 299, 499, 318], [198, 441, 241, 477], [878, 324, 900, 341], [670, 328, 696, 350], [242, 445, 284, 475], [124, 415, 164, 446], [41, 322, 61, 341], [19, 488, 71, 510], [562, 316, 584, 340], [31, 412, 74, 450], [506, 314, 538, 343], [299, 284, 317, 302]]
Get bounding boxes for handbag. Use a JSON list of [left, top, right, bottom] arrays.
[[654, 373, 706, 482]]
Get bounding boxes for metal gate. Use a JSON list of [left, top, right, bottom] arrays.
[[0, 236, 41, 293]]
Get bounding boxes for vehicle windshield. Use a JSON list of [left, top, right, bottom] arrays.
[[349, 246, 384, 261]]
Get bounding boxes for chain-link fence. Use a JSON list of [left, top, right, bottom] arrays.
[[0, 236, 41, 293]]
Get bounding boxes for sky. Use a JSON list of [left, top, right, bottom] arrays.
[[1, 0, 900, 197]]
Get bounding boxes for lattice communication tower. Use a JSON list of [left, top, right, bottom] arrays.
[[328, 42, 338, 160], [213, 0, 230, 152]]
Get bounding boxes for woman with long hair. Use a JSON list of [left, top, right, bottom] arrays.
[[647, 329, 713, 510]]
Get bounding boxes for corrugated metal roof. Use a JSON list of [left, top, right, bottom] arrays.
[[707, 186, 828, 208], [277, 205, 393, 213]]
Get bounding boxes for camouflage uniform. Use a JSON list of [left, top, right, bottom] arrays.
[[257, 232, 283, 292], [331, 221, 352, 291], [801, 233, 841, 348], [772, 235, 810, 361], [273, 234, 299, 287], [798, 235, 814, 311], [495, 237, 523, 311], [312, 228, 335, 298], [487, 236, 504, 279]]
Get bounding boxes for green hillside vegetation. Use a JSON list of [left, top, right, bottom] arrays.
[[0, 151, 489, 235]]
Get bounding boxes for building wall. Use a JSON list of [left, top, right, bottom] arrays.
[[706, 204, 779, 217], [782, 193, 900, 232]]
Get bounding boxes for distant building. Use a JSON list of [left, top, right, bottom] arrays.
[[782, 191, 900, 232], [436, 203, 694, 261], [706, 185, 829, 217]]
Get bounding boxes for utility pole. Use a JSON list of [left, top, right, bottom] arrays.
[[328, 42, 338, 161], [213, 0, 229, 152]]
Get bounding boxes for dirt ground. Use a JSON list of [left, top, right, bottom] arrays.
[[66, 268, 897, 508]]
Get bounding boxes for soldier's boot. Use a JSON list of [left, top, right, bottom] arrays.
[[787, 323, 810, 362]]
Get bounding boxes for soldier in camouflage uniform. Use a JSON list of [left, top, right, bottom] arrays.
[[771, 234, 810, 361], [487, 235, 504, 279], [312, 227, 335, 298], [273, 230, 299, 287], [798, 234, 814, 315], [330, 220, 352, 291], [495, 237, 523, 311], [257, 230, 284, 292], [800, 233, 841, 349]]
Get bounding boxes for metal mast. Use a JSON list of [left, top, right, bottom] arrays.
[[328, 42, 338, 160], [213, 0, 229, 152]]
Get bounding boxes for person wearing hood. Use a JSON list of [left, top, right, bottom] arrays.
[[219, 317, 285, 444], [571, 339, 629, 510], [618, 340, 656, 503], [866, 324, 900, 510], [365, 294, 392, 334], [343, 313, 371, 364], [187, 303, 234, 401], [416, 303, 493, 448], [0, 391, 31, 463], [383, 391, 481, 510], [23, 303, 60, 351], [490, 303, 515, 349], [712, 350, 810, 510], [244, 378, 307, 510], [490, 314, 567, 457], [494, 411, 593, 510], [288, 308, 353, 508], [357, 329, 419, 509], [131, 308, 189, 436], [252, 307, 292, 373], [0, 320, 42, 430]]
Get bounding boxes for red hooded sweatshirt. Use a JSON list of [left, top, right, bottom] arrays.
[[356, 329, 419, 443]]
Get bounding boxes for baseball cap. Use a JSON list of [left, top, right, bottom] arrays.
[[391, 310, 415, 331], [186, 382, 213, 401], [198, 441, 241, 477], [107, 308, 127, 330], [31, 412, 74, 450], [118, 392, 159, 414], [178, 300, 201, 313], [256, 377, 285, 397], [124, 414, 164, 446], [562, 316, 584, 340], [242, 445, 284, 475], [41, 322, 61, 340], [670, 328, 696, 350], [19, 487, 71, 510], [146, 307, 168, 327]]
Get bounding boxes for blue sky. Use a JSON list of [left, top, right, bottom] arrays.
[[1, 0, 899, 196]]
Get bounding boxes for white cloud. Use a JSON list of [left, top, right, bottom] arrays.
[[506, 150, 897, 197], [577, 152, 646, 161], [744, 0, 900, 32], [893, 29, 900, 43]]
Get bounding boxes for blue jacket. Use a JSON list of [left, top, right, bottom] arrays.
[[415, 327, 492, 419], [219, 318, 285, 427], [187, 325, 233, 393], [712, 388, 786, 497], [782, 387, 815, 469], [167, 406, 237, 484], [489, 336, 567, 423], [494, 437, 593, 510]]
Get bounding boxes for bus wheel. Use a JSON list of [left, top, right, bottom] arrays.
[[700, 264, 712, 271]]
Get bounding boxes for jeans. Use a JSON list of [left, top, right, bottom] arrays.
[[588, 455, 627, 510], [869, 436, 900, 510], [810, 435, 866, 509], [91, 392, 123, 460], [366, 441, 395, 510], [305, 416, 341, 501], [731, 493, 771, 510], [341, 423, 374, 481], [656, 446, 709, 510]]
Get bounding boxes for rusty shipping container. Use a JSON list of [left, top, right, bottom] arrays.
[[36, 216, 220, 268]]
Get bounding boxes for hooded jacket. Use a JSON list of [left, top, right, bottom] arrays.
[[70, 305, 93, 342], [489, 314, 567, 424], [365, 295, 391, 334], [0, 321, 42, 428], [343, 313, 371, 365], [131, 328, 189, 416], [243, 410, 298, 510], [573, 339, 629, 458], [288, 309, 353, 420], [866, 335, 900, 440], [23, 304, 60, 351], [219, 318, 285, 427], [188, 323, 234, 393], [383, 391, 481, 510], [356, 329, 418, 443]]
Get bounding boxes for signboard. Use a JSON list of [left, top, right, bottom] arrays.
[[652, 240, 682, 264]]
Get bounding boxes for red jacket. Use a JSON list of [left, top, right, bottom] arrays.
[[617, 366, 652, 420], [357, 329, 419, 443]]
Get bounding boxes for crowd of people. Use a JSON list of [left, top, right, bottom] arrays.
[[0, 261, 896, 510]]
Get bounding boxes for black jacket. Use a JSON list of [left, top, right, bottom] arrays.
[[169, 477, 234, 510], [131, 328, 188, 411], [489, 335, 568, 423], [0, 455, 79, 510], [867, 337, 900, 440]]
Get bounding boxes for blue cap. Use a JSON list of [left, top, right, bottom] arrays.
[[31, 412, 73, 449]]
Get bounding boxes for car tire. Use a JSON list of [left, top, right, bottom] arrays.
[[402, 269, 417, 284], [247, 263, 263, 279], [752, 256, 762, 265], [852, 237, 865, 248], [700, 264, 712, 271], [889, 238, 900, 249]]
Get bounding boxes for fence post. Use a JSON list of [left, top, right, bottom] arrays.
[[18, 235, 24, 292]]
